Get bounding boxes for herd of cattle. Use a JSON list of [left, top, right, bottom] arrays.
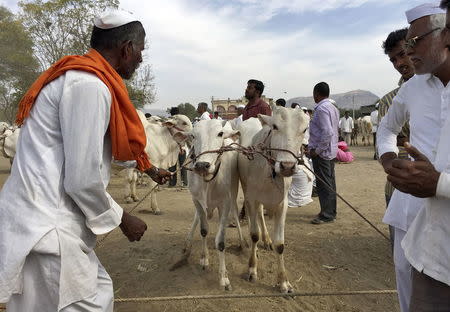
[[351, 115, 373, 147], [0, 106, 325, 293]]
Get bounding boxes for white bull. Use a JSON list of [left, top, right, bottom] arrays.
[[124, 111, 192, 214], [178, 119, 245, 290], [0, 124, 20, 165], [357, 116, 372, 146], [238, 105, 309, 293]]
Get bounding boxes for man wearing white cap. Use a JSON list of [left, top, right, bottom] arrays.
[[380, 1, 450, 310], [0, 10, 171, 311], [377, 3, 448, 311]]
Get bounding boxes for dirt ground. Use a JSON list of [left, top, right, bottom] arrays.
[[0, 145, 399, 312]]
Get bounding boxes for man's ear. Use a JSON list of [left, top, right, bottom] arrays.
[[223, 129, 240, 141]]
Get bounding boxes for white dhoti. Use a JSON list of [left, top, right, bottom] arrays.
[[393, 227, 411, 312], [7, 252, 114, 312], [288, 162, 313, 207]]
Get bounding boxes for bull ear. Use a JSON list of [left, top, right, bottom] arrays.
[[172, 131, 193, 144], [223, 129, 240, 141], [162, 121, 174, 128], [258, 114, 272, 126]]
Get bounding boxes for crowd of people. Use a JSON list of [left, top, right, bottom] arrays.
[[2, 1, 450, 311]]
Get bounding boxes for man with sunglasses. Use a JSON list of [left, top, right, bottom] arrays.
[[377, 3, 447, 311], [381, 1, 450, 311]]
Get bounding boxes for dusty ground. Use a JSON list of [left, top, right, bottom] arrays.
[[0, 145, 399, 311]]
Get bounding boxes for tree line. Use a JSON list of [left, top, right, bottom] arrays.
[[0, 0, 156, 124]]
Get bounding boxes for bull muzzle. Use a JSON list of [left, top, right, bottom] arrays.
[[194, 161, 211, 175], [277, 161, 296, 177]]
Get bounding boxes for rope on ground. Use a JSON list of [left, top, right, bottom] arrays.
[[114, 289, 398, 303]]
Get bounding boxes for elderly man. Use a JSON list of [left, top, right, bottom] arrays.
[[242, 79, 271, 120], [0, 10, 171, 311], [197, 102, 211, 120], [308, 82, 339, 224], [377, 3, 448, 311], [381, 1, 450, 311], [230, 104, 245, 129]]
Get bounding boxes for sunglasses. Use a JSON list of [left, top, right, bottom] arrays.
[[404, 28, 441, 50]]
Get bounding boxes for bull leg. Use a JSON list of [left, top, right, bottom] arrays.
[[131, 170, 140, 202], [194, 200, 209, 269], [148, 180, 161, 215], [247, 199, 260, 282], [216, 204, 231, 290], [273, 201, 293, 293], [231, 197, 247, 249], [258, 204, 272, 250], [124, 169, 134, 203], [183, 209, 199, 257]]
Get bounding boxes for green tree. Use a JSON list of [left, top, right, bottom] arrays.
[[175, 103, 197, 121], [127, 64, 156, 108], [18, 0, 157, 107], [0, 6, 39, 123], [18, 0, 119, 69]]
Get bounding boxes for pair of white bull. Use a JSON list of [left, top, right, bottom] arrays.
[[175, 106, 309, 293]]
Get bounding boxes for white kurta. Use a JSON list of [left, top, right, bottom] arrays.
[[339, 116, 353, 133], [0, 70, 123, 310], [200, 111, 211, 120], [377, 74, 447, 231], [402, 82, 450, 286]]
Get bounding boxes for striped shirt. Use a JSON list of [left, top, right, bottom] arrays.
[[378, 85, 410, 197]]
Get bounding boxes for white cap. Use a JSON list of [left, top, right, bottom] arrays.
[[405, 2, 445, 24], [94, 9, 138, 29], [237, 104, 245, 109]]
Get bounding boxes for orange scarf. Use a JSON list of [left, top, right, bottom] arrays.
[[16, 49, 151, 171]]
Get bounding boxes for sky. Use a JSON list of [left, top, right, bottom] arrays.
[[0, 0, 436, 110]]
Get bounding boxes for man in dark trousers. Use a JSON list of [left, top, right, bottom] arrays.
[[307, 82, 339, 224]]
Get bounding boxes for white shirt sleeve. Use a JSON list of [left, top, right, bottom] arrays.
[[377, 88, 409, 157], [436, 172, 450, 199], [59, 77, 123, 235]]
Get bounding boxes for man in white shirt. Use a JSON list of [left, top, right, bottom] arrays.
[[377, 3, 448, 311], [383, 1, 450, 310], [0, 10, 171, 312], [230, 105, 245, 129], [197, 102, 211, 120], [339, 111, 354, 145]]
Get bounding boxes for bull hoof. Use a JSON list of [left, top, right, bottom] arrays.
[[280, 281, 294, 294], [125, 197, 133, 204], [132, 197, 140, 202], [200, 258, 209, 269], [221, 277, 231, 291], [152, 210, 162, 215], [261, 241, 273, 250], [247, 268, 257, 282]]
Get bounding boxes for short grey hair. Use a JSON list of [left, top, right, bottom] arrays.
[[430, 14, 446, 37]]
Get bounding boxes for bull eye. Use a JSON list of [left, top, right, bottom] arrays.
[[303, 128, 307, 133], [182, 122, 187, 126], [218, 131, 223, 137], [273, 124, 278, 130]]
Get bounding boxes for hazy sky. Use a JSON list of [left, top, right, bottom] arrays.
[[1, 0, 434, 110]]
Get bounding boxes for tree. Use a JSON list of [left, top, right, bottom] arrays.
[[18, 0, 119, 70], [18, 0, 157, 107], [127, 64, 156, 108], [0, 6, 39, 123], [175, 103, 197, 121]]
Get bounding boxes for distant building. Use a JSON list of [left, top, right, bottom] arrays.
[[211, 96, 273, 120]]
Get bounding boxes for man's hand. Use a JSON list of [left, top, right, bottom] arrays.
[[385, 143, 440, 198], [120, 211, 147, 242], [145, 167, 172, 184], [380, 152, 397, 173], [306, 148, 317, 158]]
